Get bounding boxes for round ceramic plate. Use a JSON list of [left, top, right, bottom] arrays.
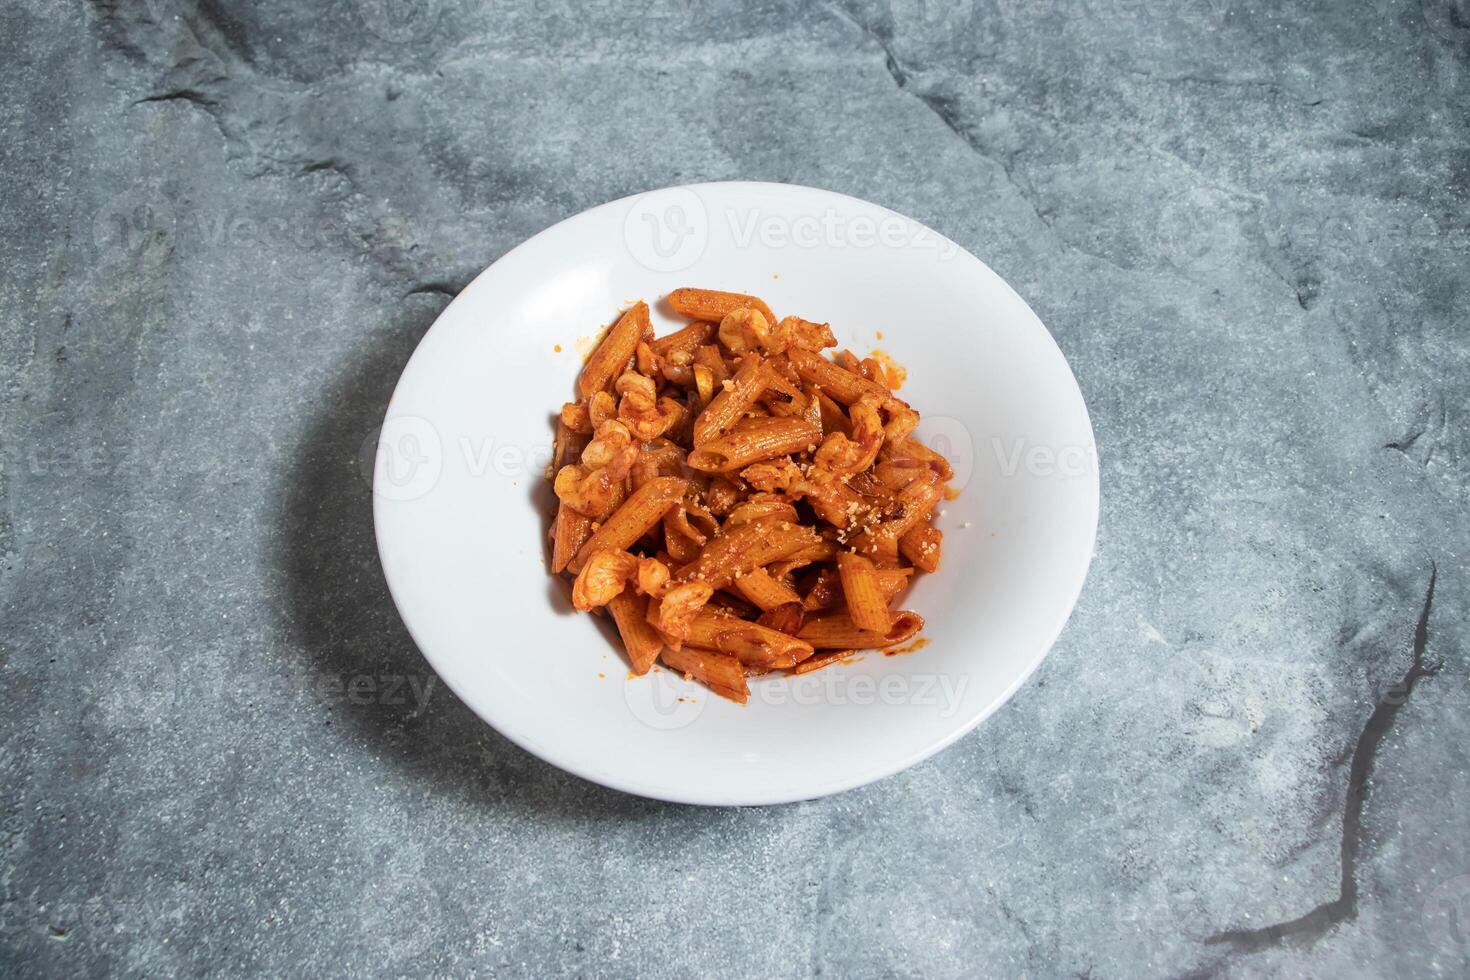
[[373, 182, 1098, 805]]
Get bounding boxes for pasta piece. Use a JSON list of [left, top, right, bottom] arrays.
[[579, 302, 648, 399], [755, 601, 805, 635], [816, 391, 852, 437], [649, 320, 713, 357], [692, 352, 765, 446], [674, 514, 821, 590], [899, 522, 942, 572], [790, 649, 856, 675], [662, 510, 703, 564], [661, 646, 749, 704], [797, 610, 924, 649], [668, 287, 777, 331], [687, 416, 821, 473], [693, 364, 716, 405], [725, 494, 799, 529], [758, 362, 804, 404], [780, 538, 838, 564], [684, 610, 814, 668], [550, 501, 594, 575], [692, 344, 731, 386], [881, 435, 955, 481], [875, 567, 914, 603], [801, 565, 842, 611], [787, 348, 890, 406], [873, 458, 931, 492], [607, 587, 663, 675], [551, 416, 588, 482], [847, 474, 941, 560], [887, 475, 942, 538], [568, 476, 687, 573], [733, 566, 802, 611], [836, 551, 891, 633]]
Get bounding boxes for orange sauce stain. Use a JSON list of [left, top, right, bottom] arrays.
[[875, 330, 884, 340], [866, 348, 906, 389], [553, 343, 562, 353], [597, 672, 606, 679], [943, 485, 961, 501], [884, 637, 930, 656]]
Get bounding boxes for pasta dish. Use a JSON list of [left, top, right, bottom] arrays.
[[548, 288, 954, 704]]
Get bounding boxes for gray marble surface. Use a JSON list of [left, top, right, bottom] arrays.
[[3, 0, 1468, 976]]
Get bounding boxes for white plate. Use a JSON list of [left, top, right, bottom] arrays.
[[373, 182, 1098, 806]]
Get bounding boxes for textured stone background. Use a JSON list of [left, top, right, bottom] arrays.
[[2, 0, 1468, 976]]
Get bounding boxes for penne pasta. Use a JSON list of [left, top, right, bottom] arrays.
[[568, 476, 687, 573], [787, 348, 890, 406], [661, 646, 749, 704], [687, 416, 821, 473], [551, 416, 588, 475], [755, 601, 805, 636], [551, 501, 594, 575], [725, 494, 799, 529], [797, 610, 924, 650], [733, 565, 802, 611], [649, 320, 713, 357], [608, 587, 664, 674], [579, 302, 648, 400], [683, 610, 814, 668], [692, 351, 765, 447], [836, 551, 892, 633], [881, 435, 955, 481], [801, 565, 842, 611], [674, 514, 821, 590], [875, 567, 914, 603], [790, 648, 857, 675], [899, 522, 942, 573], [668, 287, 777, 330]]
